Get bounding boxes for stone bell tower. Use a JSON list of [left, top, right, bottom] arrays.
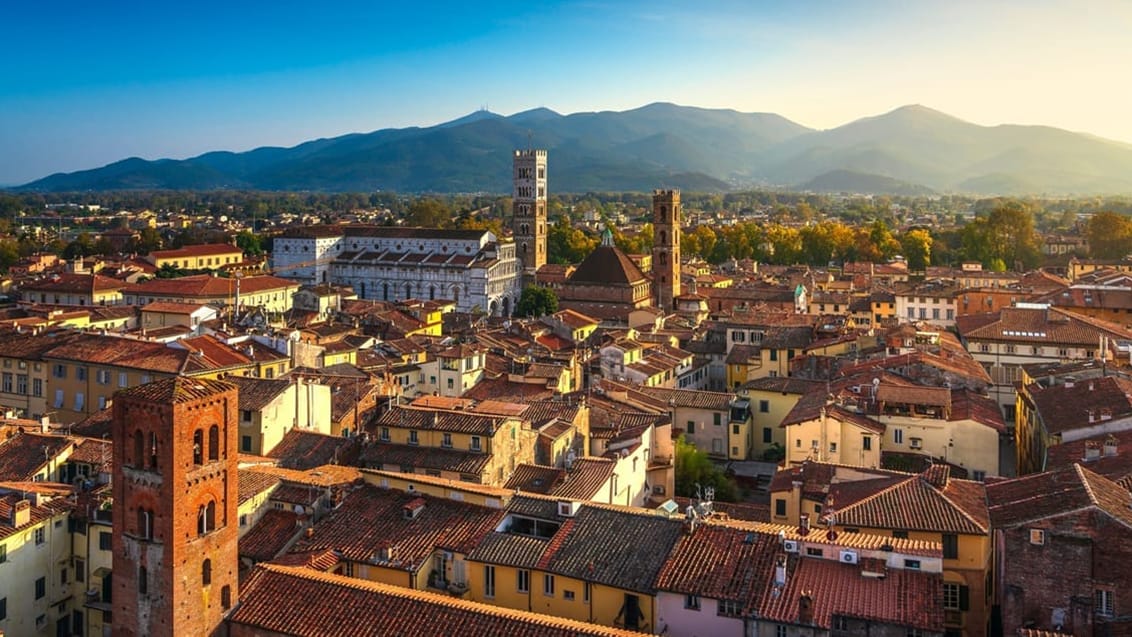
[[512, 148, 548, 284], [651, 189, 681, 311]]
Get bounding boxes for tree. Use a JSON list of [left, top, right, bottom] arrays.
[[235, 230, 263, 256], [1087, 211, 1132, 260], [514, 286, 558, 318], [405, 198, 451, 227], [674, 435, 738, 502], [961, 201, 1041, 270], [900, 229, 933, 271]]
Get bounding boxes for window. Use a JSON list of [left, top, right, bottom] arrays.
[[1029, 529, 1045, 545], [96, 369, 111, 385], [942, 534, 959, 559], [202, 559, 212, 586], [776, 626, 787, 637], [973, 470, 986, 482], [943, 583, 960, 610], [241, 436, 252, 452], [442, 433, 452, 448], [806, 547, 823, 557], [769, 349, 778, 362], [447, 378, 454, 390], [687, 420, 695, 434], [543, 574, 555, 596], [139, 565, 148, 596], [834, 617, 849, 630], [32, 378, 42, 397], [193, 429, 203, 464], [684, 594, 701, 610], [35, 576, 46, 599], [517, 569, 529, 593], [0, 597, 5, 621], [35, 526, 45, 545], [893, 530, 909, 539], [1096, 589, 1115, 617], [409, 430, 419, 445], [894, 429, 903, 444], [862, 436, 872, 451], [584, 582, 590, 604], [829, 442, 837, 453], [904, 559, 921, 570], [470, 436, 482, 452], [484, 565, 495, 598], [208, 425, 219, 461], [99, 532, 112, 550], [775, 499, 787, 517], [76, 366, 87, 381], [0, 544, 5, 563], [564, 590, 576, 601], [763, 427, 772, 443], [0, 373, 9, 393], [221, 585, 232, 610], [718, 599, 742, 617], [759, 400, 770, 413]]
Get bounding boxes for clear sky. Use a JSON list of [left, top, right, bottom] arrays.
[[2, 0, 1130, 185]]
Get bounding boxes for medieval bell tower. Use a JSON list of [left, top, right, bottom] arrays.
[[652, 189, 681, 310], [112, 377, 240, 637], [512, 148, 548, 283]]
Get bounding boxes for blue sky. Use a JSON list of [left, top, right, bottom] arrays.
[[2, 0, 1130, 185]]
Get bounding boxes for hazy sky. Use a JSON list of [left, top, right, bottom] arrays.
[[2, 0, 1130, 185]]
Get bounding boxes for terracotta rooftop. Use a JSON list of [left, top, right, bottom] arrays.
[[148, 243, 242, 260], [240, 508, 301, 563], [956, 305, 1132, 345], [123, 274, 298, 298], [267, 429, 359, 470], [359, 442, 492, 476], [237, 469, 281, 505], [140, 301, 211, 314], [654, 523, 779, 607], [0, 432, 74, 481], [288, 485, 503, 573], [1027, 375, 1132, 435], [987, 464, 1132, 530], [230, 563, 641, 637], [225, 376, 291, 411], [116, 376, 236, 404], [832, 467, 990, 535], [568, 245, 647, 286], [20, 273, 126, 293], [376, 405, 509, 436], [756, 553, 943, 631]]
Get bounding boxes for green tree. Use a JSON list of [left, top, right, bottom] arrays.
[[1086, 211, 1132, 259], [514, 286, 558, 318], [0, 238, 19, 273], [674, 435, 738, 502], [405, 198, 451, 227], [961, 201, 1041, 270], [900, 229, 933, 271], [235, 230, 264, 256]]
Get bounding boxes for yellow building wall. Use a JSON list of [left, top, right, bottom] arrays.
[[744, 389, 803, 458], [878, 416, 1000, 477]]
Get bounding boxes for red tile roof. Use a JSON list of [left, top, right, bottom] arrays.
[[240, 509, 300, 563], [987, 464, 1132, 529], [123, 274, 298, 298], [288, 485, 504, 573], [832, 469, 990, 535], [230, 563, 641, 637], [0, 432, 74, 481], [655, 524, 779, 607], [148, 243, 242, 260], [756, 554, 943, 631], [1027, 375, 1132, 435]]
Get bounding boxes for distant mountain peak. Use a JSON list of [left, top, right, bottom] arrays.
[[436, 109, 503, 129]]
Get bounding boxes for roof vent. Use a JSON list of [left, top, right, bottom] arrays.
[[557, 501, 580, 518], [402, 497, 425, 520]]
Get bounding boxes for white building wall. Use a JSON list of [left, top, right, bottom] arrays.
[[656, 592, 744, 637]]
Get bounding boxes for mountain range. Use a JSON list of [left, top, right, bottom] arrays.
[[18, 103, 1132, 195]]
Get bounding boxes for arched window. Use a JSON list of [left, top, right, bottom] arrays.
[[383, 283, 389, 301], [208, 425, 219, 462], [192, 429, 203, 465], [139, 565, 148, 596], [149, 432, 159, 470], [202, 559, 211, 586], [198, 501, 216, 536], [658, 252, 667, 265], [660, 205, 667, 217], [137, 508, 152, 540], [452, 286, 460, 303], [429, 286, 436, 301], [659, 230, 667, 245], [133, 430, 144, 468], [221, 585, 232, 610], [405, 283, 412, 299], [207, 500, 216, 531]]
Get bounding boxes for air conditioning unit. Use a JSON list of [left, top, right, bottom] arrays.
[[783, 539, 800, 553], [840, 549, 859, 564]]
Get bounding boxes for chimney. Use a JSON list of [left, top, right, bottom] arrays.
[[1084, 440, 1101, 461], [774, 554, 787, 587], [1104, 435, 1119, 457], [799, 513, 811, 536], [1064, 376, 1076, 389], [798, 591, 814, 625], [12, 499, 31, 527]]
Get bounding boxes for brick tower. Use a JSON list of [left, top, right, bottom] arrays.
[[512, 148, 548, 283], [651, 189, 681, 311], [112, 377, 240, 637]]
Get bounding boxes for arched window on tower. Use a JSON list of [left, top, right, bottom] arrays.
[[208, 425, 219, 462], [192, 429, 203, 465], [137, 508, 152, 540], [207, 500, 216, 530], [660, 205, 667, 218], [149, 432, 159, 470], [133, 430, 144, 468], [202, 559, 212, 586], [659, 230, 667, 245], [139, 565, 148, 596], [658, 252, 667, 265], [198, 500, 216, 535]]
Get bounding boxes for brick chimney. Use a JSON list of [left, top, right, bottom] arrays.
[[798, 590, 814, 625], [1104, 435, 1119, 457], [12, 499, 31, 527]]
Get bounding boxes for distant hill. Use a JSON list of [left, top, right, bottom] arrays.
[[796, 169, 935, 196], [18, 103, 1132, 195]]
